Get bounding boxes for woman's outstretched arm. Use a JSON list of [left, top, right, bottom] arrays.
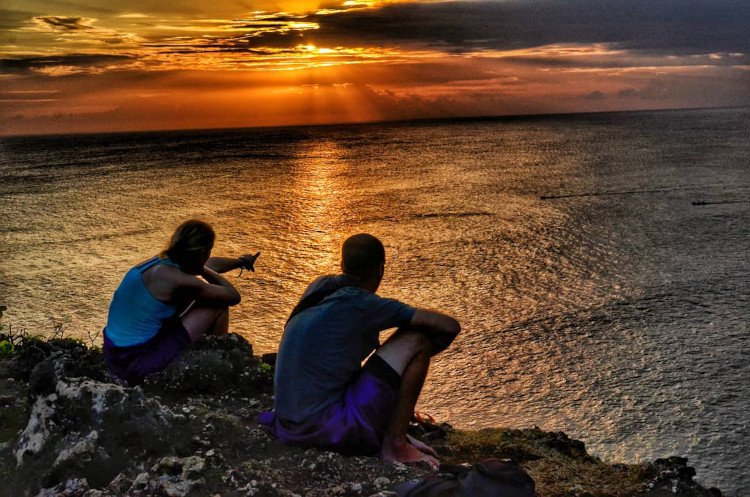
[[206, 252, 260, 274]]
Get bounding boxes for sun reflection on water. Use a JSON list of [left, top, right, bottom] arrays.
[[237, 137, 356, 350], [288, 138, 351, 273]]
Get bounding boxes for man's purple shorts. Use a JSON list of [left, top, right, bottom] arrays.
[[259, 355, 401, 455], [103, 317, 191, 385]]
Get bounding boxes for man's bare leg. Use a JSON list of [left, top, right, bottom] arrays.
[[376, 329, 439, 466]]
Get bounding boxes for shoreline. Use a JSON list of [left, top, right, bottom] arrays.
[[0, 333, 725, 497]]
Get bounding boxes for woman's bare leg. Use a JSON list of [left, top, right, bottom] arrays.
[[181, 305, 229, 341]]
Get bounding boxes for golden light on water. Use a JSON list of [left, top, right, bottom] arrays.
[[289, 138, 350, 271]]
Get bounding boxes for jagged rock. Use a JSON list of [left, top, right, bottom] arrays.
[[224, 460, 284, 490], [51, 430, 111, 483], [304, 450, 345, 481], [10, 338, 108, 385], [566, 484, 595, 497], [34, 477, 90, 497], [117, 455, 208, 496], [541, 430, 587, 458], [328, 481, 366, 496], [0, 333, 729, 497], [640, 456, 723, 496], [152, 454, 206, 478], [14, 392, 57, 466], [373, 477, 392, 490], [102, 472, 132, 495], [143, 334, 272, 396], [236, 481, 301, 497], [6, 338, 55, 381], [14, 377, 178, 488]]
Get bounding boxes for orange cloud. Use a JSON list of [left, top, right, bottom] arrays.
[[1, 0, 748, 135]]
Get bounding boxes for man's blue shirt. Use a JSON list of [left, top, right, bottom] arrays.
[[274, 275, 416, 423]]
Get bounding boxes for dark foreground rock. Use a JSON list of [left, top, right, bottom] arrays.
[[0, 334, 724, 497]]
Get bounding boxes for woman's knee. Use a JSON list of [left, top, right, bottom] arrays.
[[182, 305, 229, 340]]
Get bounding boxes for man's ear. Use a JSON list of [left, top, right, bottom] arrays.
[[379, 263, 385, 278]]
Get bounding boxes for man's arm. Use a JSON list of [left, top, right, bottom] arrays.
[[408, 309, 461, 353]]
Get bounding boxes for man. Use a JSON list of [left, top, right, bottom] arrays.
[[260, 234, 460, 466]]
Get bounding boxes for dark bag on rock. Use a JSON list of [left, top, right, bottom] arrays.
[[393, 458, 535, 497]]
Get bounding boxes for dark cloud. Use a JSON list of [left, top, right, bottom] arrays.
[[502, 52, 749, 69], [33, 15, 96, 31], [615, 80, 672, 101], [143, 31, 306, 53], [617, 88, 641, 99], [0, 54, 134, 74], [301, 0, 750, 55], [583, 90, 607, 100], [43, 0, 744, 71]]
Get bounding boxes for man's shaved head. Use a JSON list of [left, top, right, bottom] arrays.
[[341, 234, 385, 278]]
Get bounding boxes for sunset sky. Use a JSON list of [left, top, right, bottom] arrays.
[[1, 0, 749, 135]]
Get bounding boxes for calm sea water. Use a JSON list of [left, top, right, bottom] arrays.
[[1, 108, 748, 494]]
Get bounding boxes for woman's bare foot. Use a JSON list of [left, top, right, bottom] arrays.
[[407, 434, 437, 457], [381, 439, 439, 468]]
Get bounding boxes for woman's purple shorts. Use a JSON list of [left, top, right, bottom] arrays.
[[103, 317, 191, 385], [260, 355, 401, 455]]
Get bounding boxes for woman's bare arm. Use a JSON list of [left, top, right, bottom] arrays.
[[197, 267, 241, 305], [206, 252, 260, 274]]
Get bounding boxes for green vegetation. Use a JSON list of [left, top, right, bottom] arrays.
[[0, 306, 44, 358], [0, 306, 11, 358], [0, 307, 101, 358]]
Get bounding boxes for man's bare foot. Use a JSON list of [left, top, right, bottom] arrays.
[[407, 434, 437, 457], [381, 439, 439, 468]]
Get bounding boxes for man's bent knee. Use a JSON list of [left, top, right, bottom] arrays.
[[375, 328, 432, 376]]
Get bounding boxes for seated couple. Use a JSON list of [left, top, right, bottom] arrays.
[[104, 222, 461, 465]]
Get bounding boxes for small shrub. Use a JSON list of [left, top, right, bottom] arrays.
[[0, 340, 14, 357]]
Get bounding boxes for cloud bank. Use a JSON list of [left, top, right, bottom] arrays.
[[1, 0, 748, 134]]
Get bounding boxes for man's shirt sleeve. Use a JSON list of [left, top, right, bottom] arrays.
[[362, 293, 416, 331]]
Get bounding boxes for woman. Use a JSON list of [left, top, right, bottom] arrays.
[[103, 219, 259, 385]]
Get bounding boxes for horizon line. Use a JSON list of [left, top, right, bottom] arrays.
[[2, 104, 747, 140]]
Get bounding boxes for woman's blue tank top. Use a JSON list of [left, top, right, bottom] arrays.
[[105, 256, 180, 347]]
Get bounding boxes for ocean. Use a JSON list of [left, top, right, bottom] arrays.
[[1, 107, 748, 494]]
